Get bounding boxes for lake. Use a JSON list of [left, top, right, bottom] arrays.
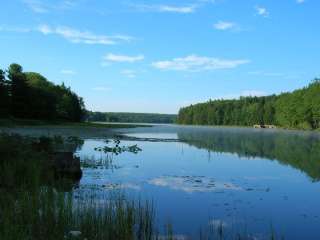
[[4, 124, 320, 239], [68, 124, 320, 239]]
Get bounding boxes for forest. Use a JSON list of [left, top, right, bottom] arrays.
[[87, 111, 177, 124], [177, 79, 320, 130], [0, 63, 86, 122]]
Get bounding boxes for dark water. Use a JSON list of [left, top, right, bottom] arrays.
[[76, 125, 320, 239]]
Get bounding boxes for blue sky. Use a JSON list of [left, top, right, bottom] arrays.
[[0, 0, 319, 113]]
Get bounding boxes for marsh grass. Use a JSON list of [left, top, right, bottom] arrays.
[[0, 133, 156, 240], [0, 188, 156, 240]]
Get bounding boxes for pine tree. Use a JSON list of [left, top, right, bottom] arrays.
[[8, 64, 30, 118], [0, 69, 10, 117]]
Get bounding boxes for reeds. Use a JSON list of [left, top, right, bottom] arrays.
[[0, 188, 155, 240], [0, 133, 155, 240]]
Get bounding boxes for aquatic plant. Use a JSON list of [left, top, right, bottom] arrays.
[[94, 139, 142, 155]]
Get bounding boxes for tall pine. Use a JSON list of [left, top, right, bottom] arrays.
[[8, 64, 30, 118], [0, 69, 10, 117]]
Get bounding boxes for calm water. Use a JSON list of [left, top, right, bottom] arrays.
[[75, 125, 320, 239]]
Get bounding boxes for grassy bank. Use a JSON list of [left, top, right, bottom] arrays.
[[0, 133, 155, 240]]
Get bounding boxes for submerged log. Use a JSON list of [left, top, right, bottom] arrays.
[[50, 152, 82, 180]]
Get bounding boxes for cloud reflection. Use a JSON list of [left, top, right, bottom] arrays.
[[102, 182, 141, 191], [148, 175, 242, 193]]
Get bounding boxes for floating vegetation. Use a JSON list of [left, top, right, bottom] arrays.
[[94, 139, 142, 155]]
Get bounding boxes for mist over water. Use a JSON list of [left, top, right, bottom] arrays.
[[75, 125, 320, 239]]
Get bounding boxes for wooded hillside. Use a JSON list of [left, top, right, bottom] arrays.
[[0, 64, 86, 122], [177, 80, 320, 130], [87, 112, 177, 124]]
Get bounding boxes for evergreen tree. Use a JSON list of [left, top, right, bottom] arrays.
[[0, 69, 10, 117], [0, 63, 86, 122], [8, 64, 30, 118]]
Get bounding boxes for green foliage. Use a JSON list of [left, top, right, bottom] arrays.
[[87, 112, 177, 124], [178, 95, 277, 127], [274, 80, 320, 129], [177, 80, 320, 130], [8, 63, 30, 118], [0, 69, 10, 117], [0, 64, 86, 122]]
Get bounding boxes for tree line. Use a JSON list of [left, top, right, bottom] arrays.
[[0, 63, 86, 122], [87, 111, 177, 124], [177, 79, 320, 130]]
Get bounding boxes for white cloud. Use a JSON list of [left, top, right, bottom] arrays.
[[1, 24, 131, 46], [213, 21, 236, 31], [255, 6, 269, 17], [133, 4, 197, 13], [61, 69, 76, 75], [92, 87, 112, 91], [23, 0, 76, 13], [130, 0, 217, 14], [152, 55, 249, 72], [37, 25, 134, 45], [157, 5, 197, 13], [103, 54, 144, 63], [121, 69, 137, 78], [38, 25, 51, 34]]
